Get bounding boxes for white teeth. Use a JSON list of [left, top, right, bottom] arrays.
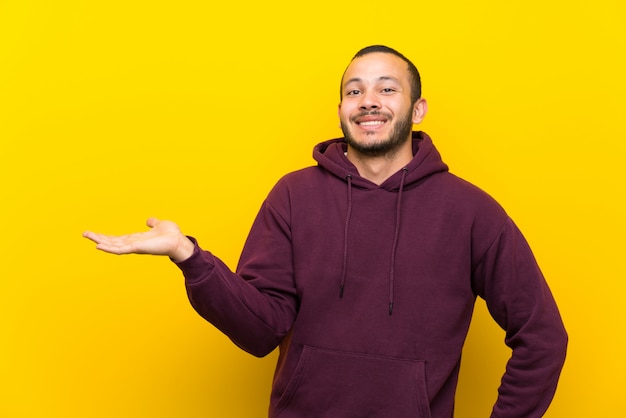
[[358, 121, 385, 126]]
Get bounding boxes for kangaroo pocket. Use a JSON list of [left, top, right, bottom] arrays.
[[274, 345, 431, 418]]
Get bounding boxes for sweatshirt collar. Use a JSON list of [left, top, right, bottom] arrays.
[[313, 131, 448, 191]]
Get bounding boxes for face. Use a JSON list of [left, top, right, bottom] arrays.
[[338, 52, 427, 158]]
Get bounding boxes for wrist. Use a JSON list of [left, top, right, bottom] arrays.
[[171, 234, 195, 262]]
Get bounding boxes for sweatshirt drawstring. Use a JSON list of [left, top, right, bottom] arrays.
[[339, 175, 353, 299], [338, 169, 407, 315], [388, 168, 408, 315]]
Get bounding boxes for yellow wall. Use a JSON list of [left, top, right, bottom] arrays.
[[1, 1, 624, 416]]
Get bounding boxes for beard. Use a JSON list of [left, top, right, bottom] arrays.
[[341, 109, 414, 158]]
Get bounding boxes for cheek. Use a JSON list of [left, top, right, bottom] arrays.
[[391, 101, 412, 118], [338, 105, 353, 121]]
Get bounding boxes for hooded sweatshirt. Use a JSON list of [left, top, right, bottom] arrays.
[[177, 131, 567, 418]]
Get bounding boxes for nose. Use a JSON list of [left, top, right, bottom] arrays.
[[359, 90, 381, 111]]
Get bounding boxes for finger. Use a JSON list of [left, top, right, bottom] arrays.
[[82, 231, 130, 253], [94, 242, 136, 255], [83, 231, 104, 244], [83, 231, 134, 248], [146, 217, 160, 228]]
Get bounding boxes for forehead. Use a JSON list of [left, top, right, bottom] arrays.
[[342, 52, 410, 86]]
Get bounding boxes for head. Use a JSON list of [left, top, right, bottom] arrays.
[[338, 45, 427, 158]]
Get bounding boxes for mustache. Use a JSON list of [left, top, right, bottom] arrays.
[[351, 110, 392, 121]]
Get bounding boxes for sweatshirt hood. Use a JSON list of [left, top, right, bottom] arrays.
[[313, 131, 449, 191], [312, 131, 449, 315]]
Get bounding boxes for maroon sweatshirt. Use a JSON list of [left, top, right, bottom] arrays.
[[177, 131, 567, 417]]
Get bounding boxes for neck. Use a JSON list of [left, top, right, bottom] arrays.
[[346, 140, 413, 185]]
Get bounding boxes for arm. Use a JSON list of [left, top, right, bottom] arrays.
[[472, 218, 568, 418], [179, 197, 298, 357]]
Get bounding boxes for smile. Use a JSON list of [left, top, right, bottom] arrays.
[[357, 120, 386, 126]]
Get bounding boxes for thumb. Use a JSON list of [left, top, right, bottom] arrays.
[[146, 217, 160, 228]]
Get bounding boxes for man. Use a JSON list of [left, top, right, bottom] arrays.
[[84, 45, 567, 417]]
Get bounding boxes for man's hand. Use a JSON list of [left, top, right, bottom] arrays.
[[82, 218, 195, 262]]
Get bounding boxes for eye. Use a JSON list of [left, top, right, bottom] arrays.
[[346, 89, 361, 96], [381, 87, 396, 94]]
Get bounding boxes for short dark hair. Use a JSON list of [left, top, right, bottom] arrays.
[[341, 45, 422, 104]]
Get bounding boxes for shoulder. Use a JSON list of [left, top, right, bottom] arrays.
[[278, 166, 328, 184], [428, 173, 512, 256], [269, 166, 332, 195], [263, 166, 330, 210], [427, 172, 507, 218]]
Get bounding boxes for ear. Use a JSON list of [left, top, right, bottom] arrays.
[[338, 103, 342, 128], [412, 98, 428, 124]]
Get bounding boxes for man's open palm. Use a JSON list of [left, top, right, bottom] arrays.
[[83, 218, 194, 261]]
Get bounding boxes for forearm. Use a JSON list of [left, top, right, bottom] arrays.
[[474, 219, 568, 417], [176, 238, 297, 357], [491, 321, 568, 417]]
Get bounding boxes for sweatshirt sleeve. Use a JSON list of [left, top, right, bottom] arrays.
[[175, 187, 298, 358], [472, 218, 568, 418]]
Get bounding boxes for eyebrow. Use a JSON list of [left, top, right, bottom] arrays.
[[343, 76, 401, 86]]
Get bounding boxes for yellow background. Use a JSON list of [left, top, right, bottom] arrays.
[[1, 0, 624, 416]]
